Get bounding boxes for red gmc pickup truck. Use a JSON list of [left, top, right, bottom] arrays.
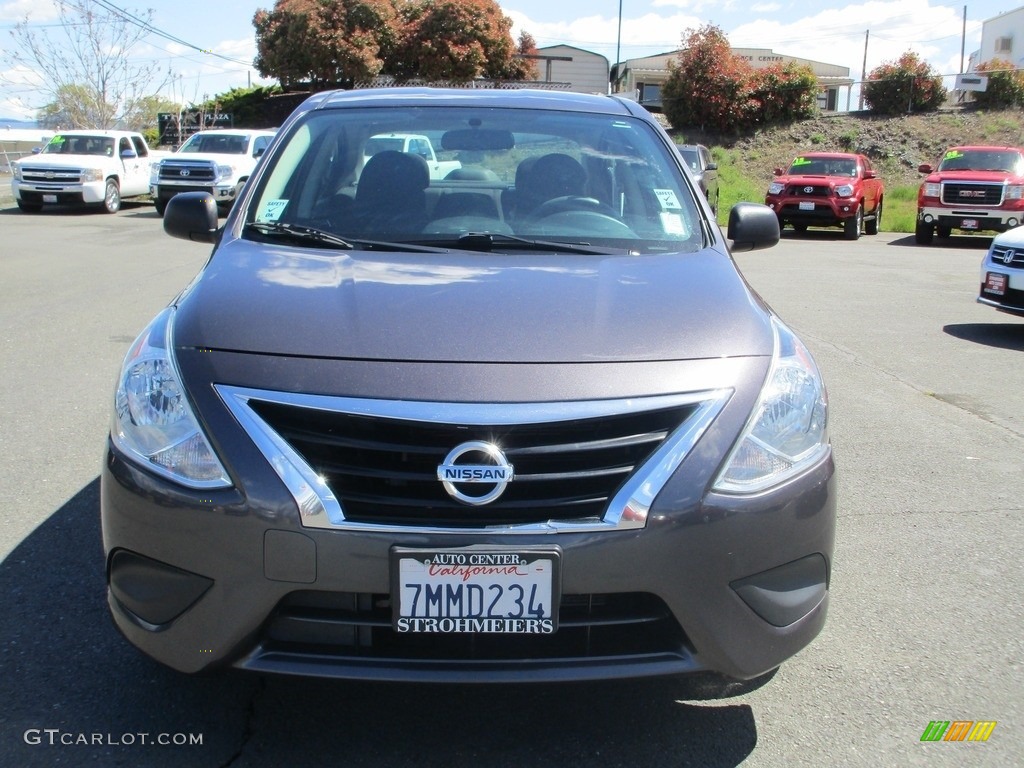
[[765, 152, 884, 240], [915, 145, 1024, 245]]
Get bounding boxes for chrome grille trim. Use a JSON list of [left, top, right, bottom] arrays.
[[217, 386, 731, 534]]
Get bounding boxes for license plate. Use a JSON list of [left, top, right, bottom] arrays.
[[962, 219, 979, 230], [43, 194, 57, 203], [799, 201, 815, 211], [391, 547, 560, 634], [985, 272, 1007, 295]]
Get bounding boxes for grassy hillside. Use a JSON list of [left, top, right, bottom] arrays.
[[666, 107, 1024, 232]]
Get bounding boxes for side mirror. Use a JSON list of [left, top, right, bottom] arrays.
[[706, 162, 718, 171], [864, 170, 877, 179], [918, 164, 933, 174], [728, 202, 780, 252], [773, 167, 784, 176], [164, 191, 219, 244], [121, 149, 138, 159]]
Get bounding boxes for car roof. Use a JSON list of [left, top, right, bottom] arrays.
[[945, 145, 1023, 153], [301, 87, 644, 119], [792, 152, 862, 159]]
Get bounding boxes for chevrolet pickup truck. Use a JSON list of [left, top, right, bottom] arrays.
[[12, 130, 168, 214], [915, 145, 1024, 244], [150, 129, 277, 215], [765, 152, 884, 240], [363, 132, 461, 180]]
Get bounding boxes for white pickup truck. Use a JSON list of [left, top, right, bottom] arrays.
[[363, 133, 461, 180], [150, 129, 277, 215], [11, 130, 168, 214]]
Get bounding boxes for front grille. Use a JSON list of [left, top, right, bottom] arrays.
[[990, 244, 1024, 268], [248, 400, 697, 528], [20, 166, 82, 186], [159, 161, 217, 182], [785, 185, 830, 197], [260, 590, 688, 663], [942, 182, 1004, 206]]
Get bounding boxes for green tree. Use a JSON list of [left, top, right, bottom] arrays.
[[661, 25, 751, 132], [253, 0, 401, 90], [971, 59, 1024, 108], [388, 0, 532, 83], [750, 63, 818, 126], [4, 0, 172, 128], [863, 51, 947, 115]]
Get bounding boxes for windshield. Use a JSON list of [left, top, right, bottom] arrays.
[[788, 156, 857, 176], [41, 134, 116, 157], [179, 133, 249, 154], [678, 148, 700, 172], [245, 104, 704, 254], [938, 149, 1024, 173]]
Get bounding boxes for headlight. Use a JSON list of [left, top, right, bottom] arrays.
[[923, 183, 940, 198], [767, 182, 785, 195], [82, 168, 104, 182], [13, 165, 22, 181], [216, 164, 235, 181], [835, 184, 854, 197], [1006, 184, 1024, 200], [112, 308, 231, 488], [150, 160, 163, 175], [713, 318, 829, 493]]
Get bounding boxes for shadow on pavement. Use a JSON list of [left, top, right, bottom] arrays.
[[887, 234, 992, 249], [1, 479, 761, 768], [944, 322, 1024, 350]]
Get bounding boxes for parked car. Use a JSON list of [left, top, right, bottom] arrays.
[[977, 225, 1024, 316], [677, 143, 720, 215], [765, 152, 884, 239], [102, 87, 836, 685], [915, 145, 1024, 245]]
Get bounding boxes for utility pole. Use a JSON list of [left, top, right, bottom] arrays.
[[858, 30, 869, 111], [614, 0, 623, 93]]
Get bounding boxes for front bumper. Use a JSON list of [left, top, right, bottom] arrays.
[[14, 180, 108, 205], [919, 205, 1023, 234], [152, 182, 235, 204], [767, 198, 857, 228], [102, 436, 836, 683]]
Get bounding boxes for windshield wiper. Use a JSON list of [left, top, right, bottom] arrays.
[[454, 232, 624, 255], [246, 221, 355, 249]]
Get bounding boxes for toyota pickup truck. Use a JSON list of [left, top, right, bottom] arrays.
[[150, 129, 277, 215], [12, 130, 168, 213], [915, 145, 1024, 244], [363, 132, 461, 180], [764, 152, 884, 240]]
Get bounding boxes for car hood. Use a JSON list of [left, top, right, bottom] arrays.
[[16, 154, 110, 168], [163, 153, 244, 165], [778, 174, 854, 186], [994, 225, 1024, 248], [924, 170, 1024, 183], [172, 239, 773, 363]]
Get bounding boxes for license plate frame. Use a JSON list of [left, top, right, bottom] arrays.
[[984, 272, 1008, 296], [798, 201, 815, 211], [961, 218, 979, 230], [43, 194, 58, 203], [391, 546, 561, 634]]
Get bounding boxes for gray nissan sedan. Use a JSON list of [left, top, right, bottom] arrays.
[[102, 87, 835, 684]]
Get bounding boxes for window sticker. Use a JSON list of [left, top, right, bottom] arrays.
[[792, 156, 812, 166], [257, 199, 288, 222], [654, 189, 682, 210], [944, 150, 964, 160], [48, 135, 67, 147], [660, 212, 687, 236]]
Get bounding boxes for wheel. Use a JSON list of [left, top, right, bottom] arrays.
[[937, 225, 952, 238], [102, 179, 121, 214], [915, 220, 934, 245], [791, 223, 808, 234], [865, 200, 882, 235], [843, 206, 862, 240], [154, 198, 167, 216], [16, 201, 42, 213]]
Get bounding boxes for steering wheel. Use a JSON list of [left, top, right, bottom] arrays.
[[529, 195, 619, 220]]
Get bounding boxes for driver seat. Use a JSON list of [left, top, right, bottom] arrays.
[[514, 153, 587, 219]]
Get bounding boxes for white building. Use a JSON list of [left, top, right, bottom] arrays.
[[528, 45, 610, 95], [969, 5, 1024, 69], [614, 48, 853, 113]]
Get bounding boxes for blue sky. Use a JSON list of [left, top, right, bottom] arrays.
[[0, 0, 1017, 120]]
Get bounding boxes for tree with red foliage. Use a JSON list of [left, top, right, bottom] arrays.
[[862, 51, 946, 115], [253, 0, 400, 90]]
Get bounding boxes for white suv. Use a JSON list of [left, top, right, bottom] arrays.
[[978, 226, 1024, 316]]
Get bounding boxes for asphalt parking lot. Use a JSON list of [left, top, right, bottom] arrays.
[[1, 196, 1021, 767]]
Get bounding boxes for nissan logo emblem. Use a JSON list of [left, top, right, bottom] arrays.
[[179, 169, 190, 177], [437, 441, 514, 506], [1003, 249, 1016, 265]]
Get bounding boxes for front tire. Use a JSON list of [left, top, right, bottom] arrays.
[[102, 179, 121, 214], [844, 206, 862, 240], [937, 225, 952, 239], [154, 198, 167, 216], [865, 200, 882, 235], [915, 220, 934, 245], [17, 201, 42, 213]]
